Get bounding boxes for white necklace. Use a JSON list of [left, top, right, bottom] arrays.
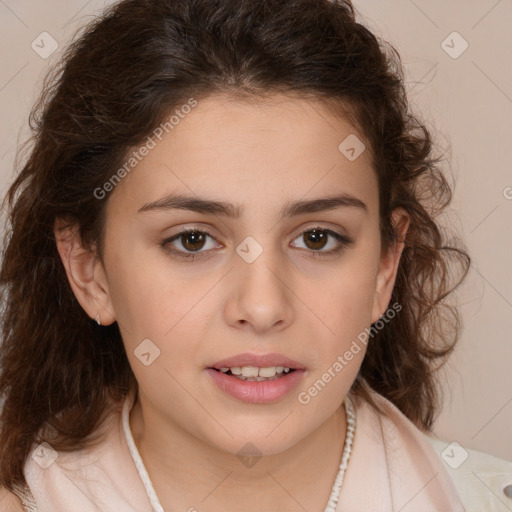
[[122, 393, 356, 512]]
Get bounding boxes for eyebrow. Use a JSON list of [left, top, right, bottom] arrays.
[[137, 192, 368, 218]]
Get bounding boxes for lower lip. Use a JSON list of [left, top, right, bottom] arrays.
[[205, 368, 305, 404]]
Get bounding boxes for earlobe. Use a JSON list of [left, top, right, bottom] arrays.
[[370, 209, 410, 324], [53, 217, 116, 325]]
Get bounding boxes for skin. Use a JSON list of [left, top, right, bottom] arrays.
[[54, 92, 409, 511]]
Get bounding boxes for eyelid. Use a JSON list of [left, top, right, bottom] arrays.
[[291, 222, 351, 242]]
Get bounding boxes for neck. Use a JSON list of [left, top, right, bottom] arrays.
[[129, 394, 348, 512]]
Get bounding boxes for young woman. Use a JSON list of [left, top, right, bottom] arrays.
[[1, 0, 510, 510]]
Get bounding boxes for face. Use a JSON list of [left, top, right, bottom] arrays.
[[58, 92, 408, 457]]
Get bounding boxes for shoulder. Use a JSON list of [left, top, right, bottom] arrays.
[[425, 435, 512, 512], [0, 487, 25, 512], [352, 387, 512, 511]]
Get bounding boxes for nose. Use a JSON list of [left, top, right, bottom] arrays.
[[224, 247, 295, 335]]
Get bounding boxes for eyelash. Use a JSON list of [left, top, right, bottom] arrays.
[[160, 226, 354, 261]]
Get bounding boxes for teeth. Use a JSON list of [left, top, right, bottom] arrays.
[[241, 366, 259, 378], [258, 367, 277, 377], [218, 365, 294, 378]]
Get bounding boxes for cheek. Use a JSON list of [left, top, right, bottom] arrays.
[[104, 246, 186, 341], [305, 257, 377, 332], [295, 251, 378, 385]]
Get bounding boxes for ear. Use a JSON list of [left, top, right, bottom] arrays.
[[370, 208, 410, 324], [53, 217, 116, 326]]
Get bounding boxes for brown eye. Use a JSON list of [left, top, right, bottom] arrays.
[[180, 231, 207, 251], [162, 229, 219, 260], [290, 227, 353, 257], [302, 229, 328, 250]]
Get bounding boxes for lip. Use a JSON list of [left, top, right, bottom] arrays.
[[208, 352, 306, 370], [205, 367, 306, 404]]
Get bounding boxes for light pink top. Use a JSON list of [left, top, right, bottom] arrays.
[[19, 388, 466, 511]]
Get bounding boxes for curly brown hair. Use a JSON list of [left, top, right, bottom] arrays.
[[0, 0, 470, 489]]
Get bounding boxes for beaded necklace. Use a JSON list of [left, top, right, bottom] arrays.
[[122, 394, 357, 512]]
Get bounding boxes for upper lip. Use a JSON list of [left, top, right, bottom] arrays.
[[208, 352, 305, 370]]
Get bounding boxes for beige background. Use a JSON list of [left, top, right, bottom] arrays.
[[1, 1, 511, 461]]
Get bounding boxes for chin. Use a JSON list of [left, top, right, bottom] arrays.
[[197, 421, 308, 459]]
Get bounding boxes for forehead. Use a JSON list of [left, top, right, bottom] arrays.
[[106, 92, 377, 216]]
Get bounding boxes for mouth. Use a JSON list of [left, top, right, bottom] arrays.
[[205, 353, 306, 403], [208, 352, 305, 379], [208, 365, 297, 382]]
